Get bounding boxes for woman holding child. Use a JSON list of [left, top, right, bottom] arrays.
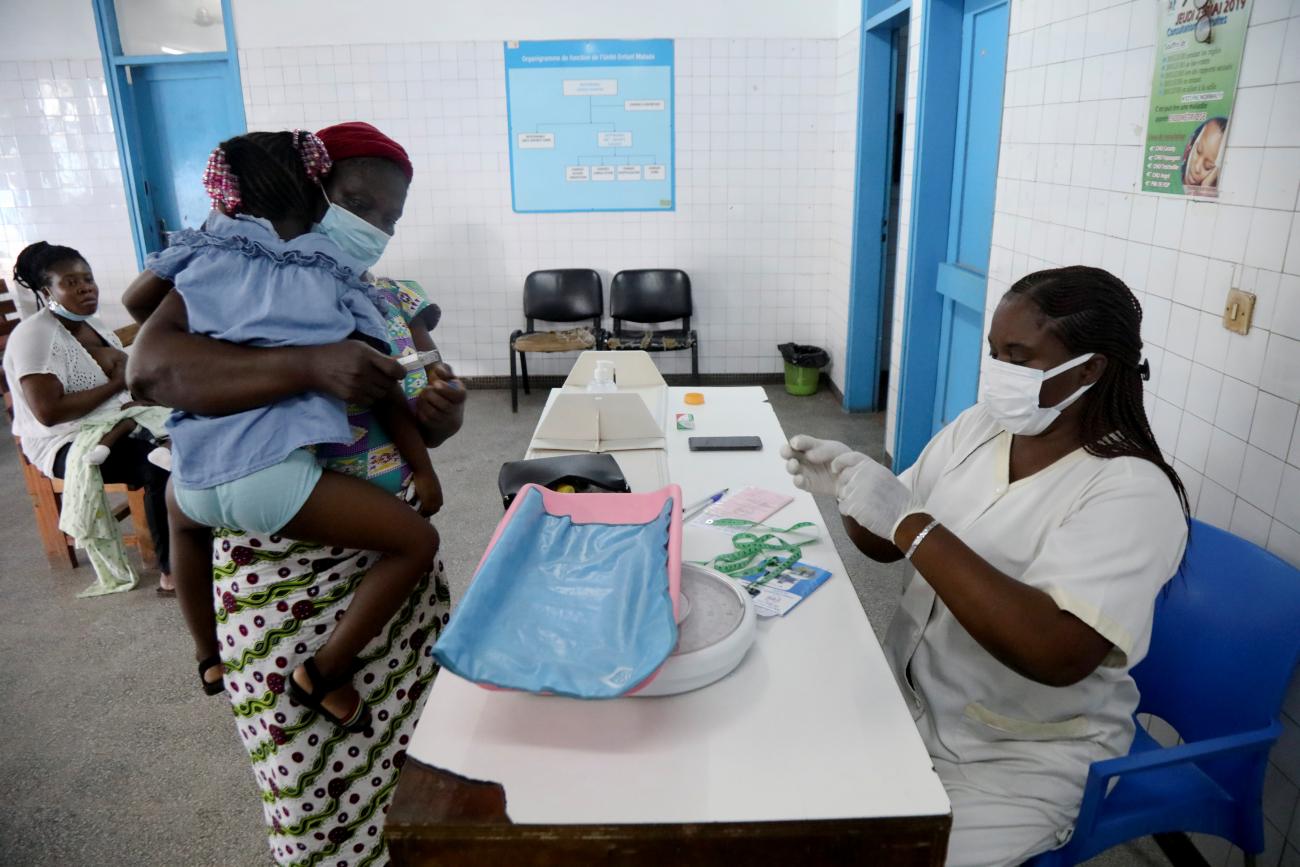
[[127, 122, 463, 867]]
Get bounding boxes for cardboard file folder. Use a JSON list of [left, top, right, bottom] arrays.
[[530, 351, 668, 452], [531, 392, 666, 452]]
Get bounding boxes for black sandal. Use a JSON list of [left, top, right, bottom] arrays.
[[288, 657, 371, 733], [198, 654, 225, 696]]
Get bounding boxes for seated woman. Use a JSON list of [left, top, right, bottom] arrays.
[[4, 241, 173, 593], [125, 121, 467, 867], [784, 266, 1189, 866]]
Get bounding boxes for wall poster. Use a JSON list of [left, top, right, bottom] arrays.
[[1141, 0, 1252, 198], [504, 39, 675, 213]]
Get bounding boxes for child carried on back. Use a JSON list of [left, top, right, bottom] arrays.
[[152, 130, 441, 732]]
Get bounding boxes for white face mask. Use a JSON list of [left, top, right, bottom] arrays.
[[48, 299, 93, 322], [314, 192, 392, 270], [979, 353, 1095, 436]]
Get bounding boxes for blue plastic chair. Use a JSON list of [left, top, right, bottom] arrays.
[[1026, 519, 1300, 866]]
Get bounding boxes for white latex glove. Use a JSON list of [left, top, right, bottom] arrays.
[[832, 452, 913, 541], [780, 435, 865, 495]]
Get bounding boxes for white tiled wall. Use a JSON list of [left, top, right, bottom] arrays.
[[986, 0, 1300, 861], [0, 59, 138, 324], [827, 24, 862, 393], [240, 38, 842, 379]]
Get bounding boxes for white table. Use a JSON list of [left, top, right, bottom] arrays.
[[388, 386, 951, 866]]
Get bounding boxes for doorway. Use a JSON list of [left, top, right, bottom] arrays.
[[92, 0, 246, 266], [892, 0, 1009, 469], [842, 0, 911, 413], [879, 26, 908, 408]]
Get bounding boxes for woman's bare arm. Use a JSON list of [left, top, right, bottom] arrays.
[[408, 320, 466, 447], [889, 513, 1114, 687], [127, 291, 406, 415], [122, 271, 175, 323], [21, 370, 125, 427]]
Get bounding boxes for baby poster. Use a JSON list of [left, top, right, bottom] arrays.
[[1141, 0, 1252, 198]]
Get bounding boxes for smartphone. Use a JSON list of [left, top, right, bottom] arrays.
[[688, 436, 763, 451]]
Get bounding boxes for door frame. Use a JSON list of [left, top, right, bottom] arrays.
[[930, 0, 1008, 434], [891, 0, 1006, 470], [91, 0, 245, 268], [843, 0, 912, 412]]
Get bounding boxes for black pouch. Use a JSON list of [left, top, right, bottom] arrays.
[[496, 453, 631, 509]]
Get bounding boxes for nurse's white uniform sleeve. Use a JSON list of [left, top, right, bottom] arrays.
[[1020, 459, 1188, 668]]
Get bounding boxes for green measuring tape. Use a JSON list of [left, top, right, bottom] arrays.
[[693, 520, 819, 593]]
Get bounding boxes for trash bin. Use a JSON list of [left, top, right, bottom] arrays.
[[778, 343, 829, 396]]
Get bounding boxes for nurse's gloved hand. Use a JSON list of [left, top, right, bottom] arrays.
[[832, 452, 912, 542], [781, 435, 863, 495]]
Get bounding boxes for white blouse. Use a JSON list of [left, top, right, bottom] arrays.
[[886, 403, 1188, 803], [3, 307, 127, 476]]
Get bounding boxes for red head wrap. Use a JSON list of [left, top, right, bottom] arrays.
[[315, 121, 413, 181]]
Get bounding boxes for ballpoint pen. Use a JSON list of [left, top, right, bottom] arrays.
[[682, 488, 729, 521]]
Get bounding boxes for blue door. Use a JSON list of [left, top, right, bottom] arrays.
[[129, 62, 246, 248], [931, 1, 1009, 432], [92, 0, 245, 264], [844, 0, 912, 413]]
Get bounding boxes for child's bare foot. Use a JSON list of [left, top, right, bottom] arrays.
[[290, 659, 369, 732]]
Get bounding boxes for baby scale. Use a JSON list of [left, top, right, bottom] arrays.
[[635, 562, 756, 697]]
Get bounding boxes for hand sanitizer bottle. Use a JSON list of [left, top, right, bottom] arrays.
[[587, 359, 618, 393]]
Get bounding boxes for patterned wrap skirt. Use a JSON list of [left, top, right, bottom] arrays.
[[212, 516, 451, 867]]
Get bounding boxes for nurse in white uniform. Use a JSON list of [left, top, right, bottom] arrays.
[[785, 266, 1189, 866]]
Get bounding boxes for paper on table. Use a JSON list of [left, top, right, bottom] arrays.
[[689, 486, 793, 533]]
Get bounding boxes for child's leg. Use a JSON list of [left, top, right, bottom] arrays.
[[279, 471, 439, 710], [100, 418, 137, 447], [165, 480, 223, 688], [86, 418, 136, 466]]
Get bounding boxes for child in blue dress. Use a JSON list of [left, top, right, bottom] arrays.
[[152, 130, 441, 732]]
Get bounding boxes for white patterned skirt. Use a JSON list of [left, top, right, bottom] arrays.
[[211, 522, 450, 867]]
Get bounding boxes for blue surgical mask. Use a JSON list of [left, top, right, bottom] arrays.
[[314, 193, 392, 270], [48, 300, 93, 322]]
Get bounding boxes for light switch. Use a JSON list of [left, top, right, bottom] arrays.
[[1222, 288, 1255, 335]]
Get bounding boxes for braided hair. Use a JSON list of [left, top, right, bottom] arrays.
[[211, 131, 325, 227], [12, 241, 86, 307], [1007, 266, 1190, 516]]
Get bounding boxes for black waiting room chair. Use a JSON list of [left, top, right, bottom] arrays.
[[606, 269, 698, 382], [509, 269, 605, 412]]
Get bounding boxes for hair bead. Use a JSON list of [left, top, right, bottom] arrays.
[[203, 147, 242, 213]]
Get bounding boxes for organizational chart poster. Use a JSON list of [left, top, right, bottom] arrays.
[[504, 39, 675, 213]]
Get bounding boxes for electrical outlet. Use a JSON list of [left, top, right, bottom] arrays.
[[1222, 288, 1255, 335]]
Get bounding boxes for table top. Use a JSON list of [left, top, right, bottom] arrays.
[[404, 386, 950, 825]]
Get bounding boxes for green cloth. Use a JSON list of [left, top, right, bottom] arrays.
[[57, 405, 171, 598]]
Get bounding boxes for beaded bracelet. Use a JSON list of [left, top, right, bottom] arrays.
[[904, 518, 941, 561]]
